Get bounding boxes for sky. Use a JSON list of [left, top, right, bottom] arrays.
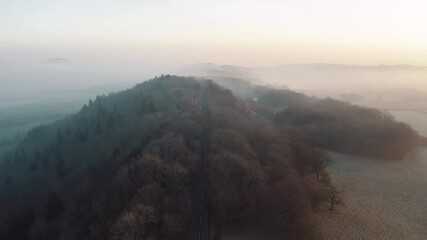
[[1, 0, 427, 67]]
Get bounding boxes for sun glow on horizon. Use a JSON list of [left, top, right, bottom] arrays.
[[1, 0, 427, 66]]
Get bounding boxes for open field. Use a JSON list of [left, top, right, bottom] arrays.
[[316, 149, 427, 240]]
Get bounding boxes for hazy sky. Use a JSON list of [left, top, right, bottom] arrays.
[[1, 0, 427, 66]]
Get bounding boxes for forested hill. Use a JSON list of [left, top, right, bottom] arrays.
[[0, 75, 419, 240], [252, 87, 419, 160], [273, 98, 418, 159]]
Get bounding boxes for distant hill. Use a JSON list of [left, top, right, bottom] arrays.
[[188, 62, 427, 73], [180, 63, 263, 83], [275, 63, 427, 71], [45, 58, 70, 64]]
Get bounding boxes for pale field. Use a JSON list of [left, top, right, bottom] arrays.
[[316, 149, 427, 240]]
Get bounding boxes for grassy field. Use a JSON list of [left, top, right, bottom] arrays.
[[316, 149, 427, 240]]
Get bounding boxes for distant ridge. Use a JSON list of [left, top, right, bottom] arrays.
[[274, 63, 427, 71], [45, 58, 70, 64], [191, 62, 427, 71]]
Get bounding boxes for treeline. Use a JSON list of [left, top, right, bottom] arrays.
[[272, 98, 418, 159], [254, 87, 313, 109]]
